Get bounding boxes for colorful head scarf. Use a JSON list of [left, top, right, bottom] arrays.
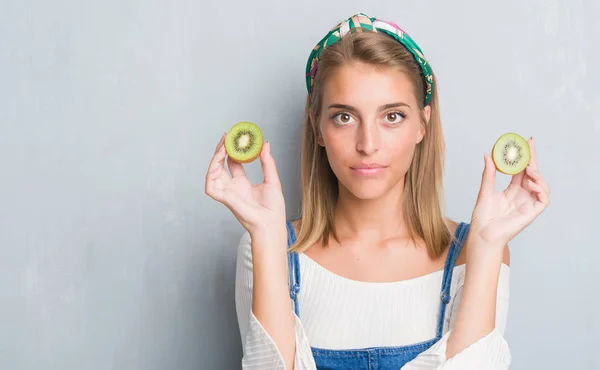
[[305, 13, 434, 106]]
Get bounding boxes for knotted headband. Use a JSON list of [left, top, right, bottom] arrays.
[[305, 13, 434, 106]]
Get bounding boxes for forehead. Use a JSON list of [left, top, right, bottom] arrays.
[[322, 62, 418, 108]]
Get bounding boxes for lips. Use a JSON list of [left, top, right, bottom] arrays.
[[351, 163, 386, 169], [350, 163, 388, 176]]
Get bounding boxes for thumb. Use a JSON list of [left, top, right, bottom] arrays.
[[260, 141, 281, 188], [478, 153, 496, 200]]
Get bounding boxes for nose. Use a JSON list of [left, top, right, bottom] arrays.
[[355, 121, 379, 156]]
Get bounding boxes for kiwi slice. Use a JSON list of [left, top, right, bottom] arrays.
[[224, 121, 264, 163], [491, 133, 530, 175]]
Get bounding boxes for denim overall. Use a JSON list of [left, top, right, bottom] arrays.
[[285, 221, 470, 370]]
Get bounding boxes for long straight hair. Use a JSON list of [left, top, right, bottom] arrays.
[[290, 31, 451, 258]]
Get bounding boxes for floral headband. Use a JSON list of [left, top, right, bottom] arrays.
[[305, 13, 434, 106]]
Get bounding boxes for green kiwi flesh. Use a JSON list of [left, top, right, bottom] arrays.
[[492, 133, 530, 175], [225, 122, 264, 163]]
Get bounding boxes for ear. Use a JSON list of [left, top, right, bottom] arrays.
[[423, 105, 431, 125], [416, 105, 430, 144]]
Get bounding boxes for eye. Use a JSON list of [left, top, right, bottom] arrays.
[[384, 111, 406, 125], [332, 112, 355, 125]]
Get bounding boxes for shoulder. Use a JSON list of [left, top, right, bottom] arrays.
[[446, 218, 511, 268]]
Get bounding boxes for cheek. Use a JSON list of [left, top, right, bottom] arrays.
[[323, 130, 348, 155], [385, 125, 420, 167], [320, 126, 354, 167], [388, 134, 415, 155]]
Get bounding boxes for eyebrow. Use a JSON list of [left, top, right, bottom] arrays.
[[327, 102, 410, 112]]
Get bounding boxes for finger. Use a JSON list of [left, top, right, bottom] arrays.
[[522, 176, 537, 195], [205, 138, 230, 199], [526, 165, 550, 195], [260, 141, 281, 187], [205, 182, 224, 202], [207, 141, 228, 178], [528, 137, 538, 171], [215, 133, 226, 153], [478, 152, 496, 199], [227, 155, 247, 178], [525, 178, 549, 208], [208, 133, 226, 177], [509, 164, 526, 187]]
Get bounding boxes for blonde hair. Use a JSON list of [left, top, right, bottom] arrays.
[[290, 31, 452, 258]]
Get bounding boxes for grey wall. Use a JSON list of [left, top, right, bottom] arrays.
[[1, 0, 598, 369]]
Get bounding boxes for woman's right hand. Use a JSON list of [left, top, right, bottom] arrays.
[[205, 133, 286, 235]]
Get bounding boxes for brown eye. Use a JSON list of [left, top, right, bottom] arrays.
[[384, 112, 405, 125], [333, 112, 355, 125]]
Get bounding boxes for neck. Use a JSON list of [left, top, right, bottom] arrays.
[[334, 179, 408, 241]]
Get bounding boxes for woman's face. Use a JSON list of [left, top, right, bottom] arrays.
[[317, 61, 430, 200]]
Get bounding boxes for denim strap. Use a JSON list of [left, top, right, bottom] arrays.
[[286, 220, 301, 316], [436, 222, 470, 338]]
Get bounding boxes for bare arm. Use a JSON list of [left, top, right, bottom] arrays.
[[445, 236, 509, 358], [447, 137, 549, 359], [205, 136, 300, 368], [250, 228, 297, 369]]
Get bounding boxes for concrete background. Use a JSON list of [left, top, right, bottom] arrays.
[[1, 0, 598, 368]]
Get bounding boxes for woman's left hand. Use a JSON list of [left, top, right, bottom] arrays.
[[470, 137, 550, 247]]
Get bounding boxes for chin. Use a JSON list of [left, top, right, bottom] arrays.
[[342, 181, 391, 200]]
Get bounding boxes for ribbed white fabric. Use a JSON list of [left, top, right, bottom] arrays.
[[235, 231, 512, 369]]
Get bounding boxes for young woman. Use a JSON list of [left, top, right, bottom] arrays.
[[205, 13, 550, 370]]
